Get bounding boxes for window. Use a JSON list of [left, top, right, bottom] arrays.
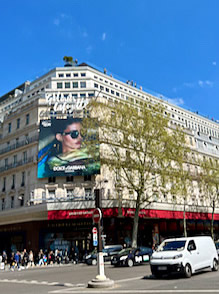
[[187, 240, 196, 251], [67, 189, 74, 199], [19, 194, 24, 206], [58, 73, 64, 77], [21, 171, 25, 186], [48, 190, 56, 199], [66, 73, 71, 77], [111, 90, 115, 94], [12, 174, 15, 189], [2, 198, 5, 210], [26, 114, 30, 125], [73, 82, 78, 88], [73, 73, 78, 77], [5, 158, 8, 168], [13, 155, 17, 165], [57, 82, 63, 89], [85, 188, 92, 200], [66, 175, 74, 182], [72, 94, 78, 98], [2, 177, 6, 192], [25, 134, 29, 144], [100, 85, 104, 90], [81, 73, 86, 77], [11, 196, 14, 208], [94, 83, 98, 88], [48, 177, 56, 183], [80, 93, 86, 97], [84, 175, 91, 181], [8, 123, 11, 133], [80, 81, 86, 88], [106, 88, 109, 93], [88, 93, 94, 97], [65, 82, 71, 89], [16, 118, 20, 129], [23, 151, 27, 162]]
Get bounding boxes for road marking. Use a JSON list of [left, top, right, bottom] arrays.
[[48, 290, 219, 294], [115, 276, 144, 283], [0, 279, 85, 288]]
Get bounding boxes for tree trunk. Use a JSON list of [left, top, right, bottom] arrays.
[[183, 202, 187, 237], [131, 199, 140, 248], [211, 200, 215, 240]]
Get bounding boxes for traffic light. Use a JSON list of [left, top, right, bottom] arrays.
[[94, 189, 101, 208]]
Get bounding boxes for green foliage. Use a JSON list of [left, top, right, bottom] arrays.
[[84, 98, 188, 246], [63, 56, 73, 62]]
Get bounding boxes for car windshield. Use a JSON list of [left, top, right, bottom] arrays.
[[118, 248, 132, 255], [158, 240, 186, 251]]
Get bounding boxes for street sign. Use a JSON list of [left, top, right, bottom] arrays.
[[92, 227, 98, 246], [92, 208, 102, 223]]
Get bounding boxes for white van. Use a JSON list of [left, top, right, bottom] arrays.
[[150, 236, 218, 278]]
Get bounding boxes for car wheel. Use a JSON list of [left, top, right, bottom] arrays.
[[212, 258, 218, 271], [184, 263, 192, 278], [127, 259, 134, 267], [92, 259, 97, 266]]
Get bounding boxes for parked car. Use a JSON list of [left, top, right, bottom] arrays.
[[85, 245, 123, 265], [150, 236, 218, 278], [111, 246, 153, 267]]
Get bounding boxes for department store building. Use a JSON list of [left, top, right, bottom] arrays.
[[0, 60, 219, 256]]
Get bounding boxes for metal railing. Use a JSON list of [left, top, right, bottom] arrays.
[[0, 156, 35, 172], [0, 135, 39, 155], [29, 194, 95, 204]]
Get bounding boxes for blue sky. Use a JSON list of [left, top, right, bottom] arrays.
[[0, 0, 219, 121]]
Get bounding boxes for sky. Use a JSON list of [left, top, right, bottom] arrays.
[[0, 0, 219, 121]]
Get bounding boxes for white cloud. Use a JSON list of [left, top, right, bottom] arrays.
[[53, 18, 60, 26], [83, 31, 88, 38], [198, 80, 213, 87], [205, 80, 213, 87], [86, 45, 93, 54], [198, 80, 204, 87], [183, 82, 195, 88], [212, 61, 217, 66], [167, 98, 184, 106], [102, 32, 106, 41]]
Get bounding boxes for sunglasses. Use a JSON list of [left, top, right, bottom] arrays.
[[62, 130, 81, 139]]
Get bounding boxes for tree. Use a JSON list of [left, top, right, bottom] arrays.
[[201, 157, 219, 239], [172, 162, 193, 237], [84, 98, 187, 247]]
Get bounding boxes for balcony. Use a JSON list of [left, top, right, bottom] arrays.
[[0, 134, 39, 155], [0, 156, 35, 172]]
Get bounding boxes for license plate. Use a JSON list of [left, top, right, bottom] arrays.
[[158, 266, 167, 270]]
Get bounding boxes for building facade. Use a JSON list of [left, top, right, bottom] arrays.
[[0, 61, 219, 256]]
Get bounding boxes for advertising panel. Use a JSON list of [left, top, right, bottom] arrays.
[[37, 117, 100, 178]]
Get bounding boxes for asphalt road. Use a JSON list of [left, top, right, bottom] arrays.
[[1, 263, 219, 294]]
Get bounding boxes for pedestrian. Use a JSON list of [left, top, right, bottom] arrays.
[[14, 251, 21, 270], [38, 249, 44, 266], [10, 252, 15, 271], [29, 250, 34, 267], [22, 249, 29, 268]]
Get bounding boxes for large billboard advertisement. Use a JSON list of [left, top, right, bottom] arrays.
[[37, 117, 100, 178]]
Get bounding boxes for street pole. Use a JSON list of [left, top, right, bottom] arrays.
[[88, 192, 114, 288]]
